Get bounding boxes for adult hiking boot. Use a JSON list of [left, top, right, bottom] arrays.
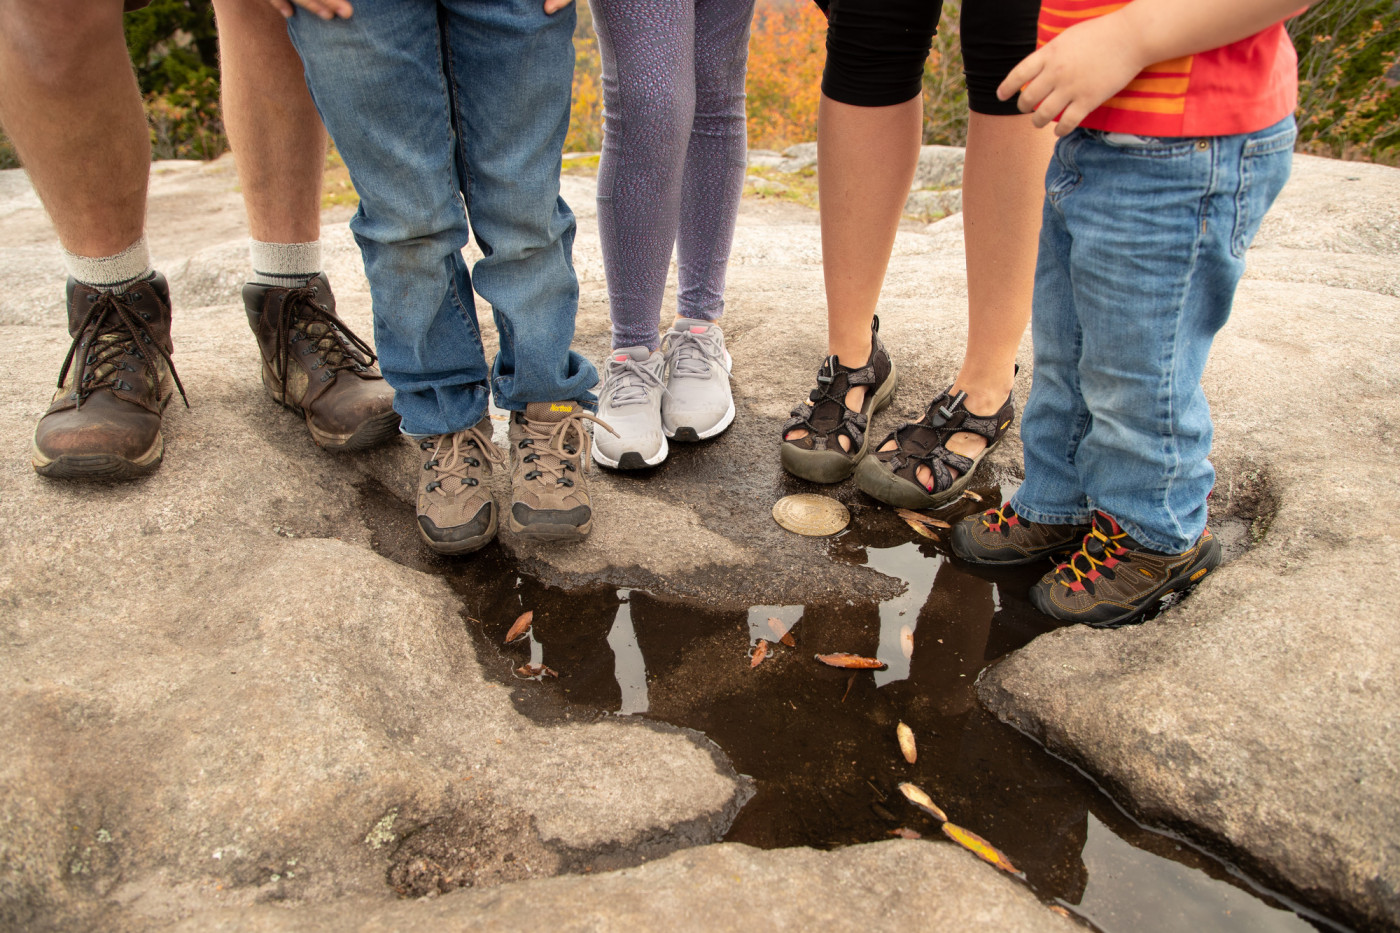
[[662, 318, 734, 443], [244, 274, 399, 450], [508, 401, 612, 542], [1030, 511, 1222, 628], [856, 384, 1014, 509], [950, 502, 1090, 566], [416, 417, 506, 555], [592, 346, 668, 470], [32, 274, 187, 480], [781, 315, 897, 483]]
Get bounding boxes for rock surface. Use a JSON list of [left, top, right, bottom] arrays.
[[979, 154, 1400, 931], [1, 149, 1397, 931]]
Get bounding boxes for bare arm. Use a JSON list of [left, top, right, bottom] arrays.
[[997, 0, 1305, 135]]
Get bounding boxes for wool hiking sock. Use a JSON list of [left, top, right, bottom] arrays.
[[249, 239, 322, 288], [62, 236, 153, 294]]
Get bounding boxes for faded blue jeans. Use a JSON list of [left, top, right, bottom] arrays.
[[1010, 116, 1296, 553], [287, 0, 597, 436]]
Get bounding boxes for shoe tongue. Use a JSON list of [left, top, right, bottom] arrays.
[[611, 345, 654, 365], [674, 318, 714, 336], [523, 400, 581, 424]]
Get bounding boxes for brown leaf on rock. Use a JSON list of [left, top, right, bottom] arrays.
[[895, 508, 951, 530], [942, 823, 1018, 873], [888, 828, 923, 840], [750, 639, 770, 669], [962, 490, 984, 503], [898, 782, 947, 821], [816, 653, 887, 670], [505, 610, 533, 644]]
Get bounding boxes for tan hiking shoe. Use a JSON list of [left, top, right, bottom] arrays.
[[32, 275, 187, 480], [507, 401, 613, 542], [416, 417, 506, 555], [243, 274, 400, 451]]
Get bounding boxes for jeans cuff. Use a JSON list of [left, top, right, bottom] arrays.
[[1007, 495, 1092, 528], [1107, 514, 1196, 556]]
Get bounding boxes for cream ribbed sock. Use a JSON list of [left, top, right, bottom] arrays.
[[249, 239, 322, 287], [62, 236, 153, 294]]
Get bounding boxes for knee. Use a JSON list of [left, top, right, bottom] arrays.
[[0, 0, 119, 90], [607, 80, 695, 149]]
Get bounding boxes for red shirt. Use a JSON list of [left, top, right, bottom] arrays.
[[1037, 2, 1299, 136]]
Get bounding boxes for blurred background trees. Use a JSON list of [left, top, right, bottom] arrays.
[[1, 0, 1397, 170]]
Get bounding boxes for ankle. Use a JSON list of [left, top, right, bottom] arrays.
[[949, 375, 1014, 416]]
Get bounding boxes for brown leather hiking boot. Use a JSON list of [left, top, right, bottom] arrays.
[[507, 401, 613, 542], [32, 275, 187, 480], [243, 274, 399, 450], [416, 417, 506, 555], [950, 502, 1090, 566]]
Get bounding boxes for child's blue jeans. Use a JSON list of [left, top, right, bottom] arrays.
[[286, 0, 597, 437], [1010, 116, 1296, 554]]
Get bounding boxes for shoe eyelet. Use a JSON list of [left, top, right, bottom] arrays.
[[424, 460, 438, 470], [426, 480, 441, 492], [420, 440, 434, 450]]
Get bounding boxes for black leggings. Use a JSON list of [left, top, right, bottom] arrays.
[[816, 0, 1040, 115]]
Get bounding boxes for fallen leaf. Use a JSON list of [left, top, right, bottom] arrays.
[[504, 610, 533, 644], [816, 653, 887, 670], [897, 722, 917, 764], [767, 617, 797, 647], [898, 782, 947, 821], [516, 663, 559, 678], [904, 518, 940, 540], [750, 639, 769, 669], [962, 490, 984, 503], [895, 508, 951, 529], [1048, 906, 1074, 919], [841, 673, 856, 703], [888, 828, 923, 840], [900, 625, 914, 659], [941, 823, 1018, 873]]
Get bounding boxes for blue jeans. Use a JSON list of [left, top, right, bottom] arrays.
[[287, 0, 597, 436], [1010, 116, 1296, 553]]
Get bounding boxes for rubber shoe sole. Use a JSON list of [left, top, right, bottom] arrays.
[[855, 432, 1002, 509], [667, 398, 734, 443], [418, 502, 498, 556], [31, 436, 163, 480], [780, 363, 898, 484], [591, 434, 668, 471]]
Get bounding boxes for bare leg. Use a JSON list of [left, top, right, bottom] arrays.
[[785, 92, 921, 448], [909, 111, 1054, 485], [213, 0, 325, 244], [0, 0, 147, 258]]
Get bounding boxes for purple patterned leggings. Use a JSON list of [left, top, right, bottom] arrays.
[[589, 0, 755, 350]]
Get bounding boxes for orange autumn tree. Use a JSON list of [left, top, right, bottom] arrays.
[[745, 0, 826, 149]]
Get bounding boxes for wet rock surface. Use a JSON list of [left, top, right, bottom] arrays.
[[980, 154, 1400, 931], [1, 151, 1396, 930]]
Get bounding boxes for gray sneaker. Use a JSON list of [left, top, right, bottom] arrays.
[[508, 401, 611, 542], [662, 318, 733, 442], [591, 346, 668, 470], [416, 417, 506, 555]]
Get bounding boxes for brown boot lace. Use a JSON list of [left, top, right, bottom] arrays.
[[270, 286, 377, 400], [421, 422, 506, 496], [56, 289, 187, 409], [517, 410, 616, 490]]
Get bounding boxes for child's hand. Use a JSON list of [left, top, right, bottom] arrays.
[[544, 0, 575, 12], [265, 0, 353, 19], [997, 14, 1148, 136]]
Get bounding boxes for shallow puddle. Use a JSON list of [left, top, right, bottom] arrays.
[[360, 479, 1339, 933]]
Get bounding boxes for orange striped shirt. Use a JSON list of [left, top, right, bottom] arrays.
[[1038, 1, 1299, 136]]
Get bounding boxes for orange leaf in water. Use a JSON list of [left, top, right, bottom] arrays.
[[942, 822, 1018, 873], [516, 663, 558, 678], [962, 490, 984, 503], [898, 782, 946, 821], [889, 827, 923, 840], [895, 508, 951, 530], [897, 722, 917, 764], [816, 653, 886, 669], [505, 610, 533, 644], [750, 639, 770, 669], [900, 625, 914, 659], [904, 519, 940, 540], [768, 616, 797, 647]]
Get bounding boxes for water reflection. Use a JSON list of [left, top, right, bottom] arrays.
[[606, 589, 648, 715]]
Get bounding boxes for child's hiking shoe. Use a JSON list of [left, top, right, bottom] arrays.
[[416, 418, 506, 555], [855, 385, 1013, 509], [1030, 512, 1222, 628], [508, 401, 612, 542], [781, 315, 897, 483], [661, 318, 734, 442], [950, 502, 1090, 566], [592, 347, 668, 470]]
